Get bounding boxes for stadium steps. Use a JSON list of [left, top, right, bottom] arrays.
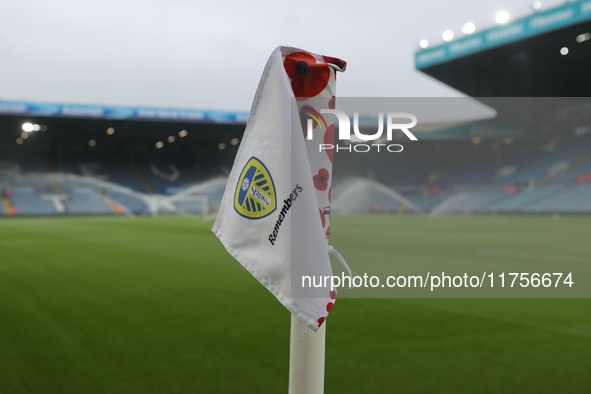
[[2, 196, 15, 215], [43, 154, 65, 193], [571, 150, 591, 168], [540, 150, 591, 183], [102, 195, 121, 214], [555, 150, 591, 182], [553, 159, 591, 183], [204, 158, 224, 177], [129, 160, 155, 193], [396, 196, 409, 214], [427, 161, 452, 187], [502, 136, 591, 183]]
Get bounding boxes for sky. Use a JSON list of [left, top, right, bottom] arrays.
[[0, 0, 552, 112]]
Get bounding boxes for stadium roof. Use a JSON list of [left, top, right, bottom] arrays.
[[0, 101, 246, 153], [415, 1, 591, 96], [0, 100, 249, 124], [0, 99, 565, 146]]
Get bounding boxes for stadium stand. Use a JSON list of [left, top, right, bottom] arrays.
[[0, 139, 231, 216], [2, 0, 591, 216], [0, 104, 244, 216], [2, 131, 591, 216], [403, 0, 591, 215], [499, 136, 591, 183]]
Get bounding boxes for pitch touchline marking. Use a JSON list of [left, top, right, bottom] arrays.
[[478, 249, 591, 265]]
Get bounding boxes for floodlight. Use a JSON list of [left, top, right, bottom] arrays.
[[461, 23, 475, 34], [576, 33, 590, 43], [442, 30, 454, 41], [495, 11, 509, 24]]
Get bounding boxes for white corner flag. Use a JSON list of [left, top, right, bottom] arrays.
[[212, 46, 346, 331]]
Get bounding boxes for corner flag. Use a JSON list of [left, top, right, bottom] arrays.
[[212, 46, 346, 331]]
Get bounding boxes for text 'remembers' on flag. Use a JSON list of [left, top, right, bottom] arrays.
[[212, 46, 346, 331]]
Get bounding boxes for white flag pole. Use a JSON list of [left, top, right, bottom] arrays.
[[289, 233, 329, 394], [288, 315, 326, 394]]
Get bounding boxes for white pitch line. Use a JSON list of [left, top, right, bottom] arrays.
[[478, 249, 591, 265]]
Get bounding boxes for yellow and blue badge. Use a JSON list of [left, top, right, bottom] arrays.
[[234, 157, 276, 219]]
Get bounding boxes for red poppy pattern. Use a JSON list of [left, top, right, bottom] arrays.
[[330, 289, 337, 299], [313, 168, 330, 191], [317, 317, 326, 327], [284, 52, 331, 98], [283, 49, 346, 330]]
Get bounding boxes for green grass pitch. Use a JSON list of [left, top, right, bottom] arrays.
[[0, 214, 590, 393]]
